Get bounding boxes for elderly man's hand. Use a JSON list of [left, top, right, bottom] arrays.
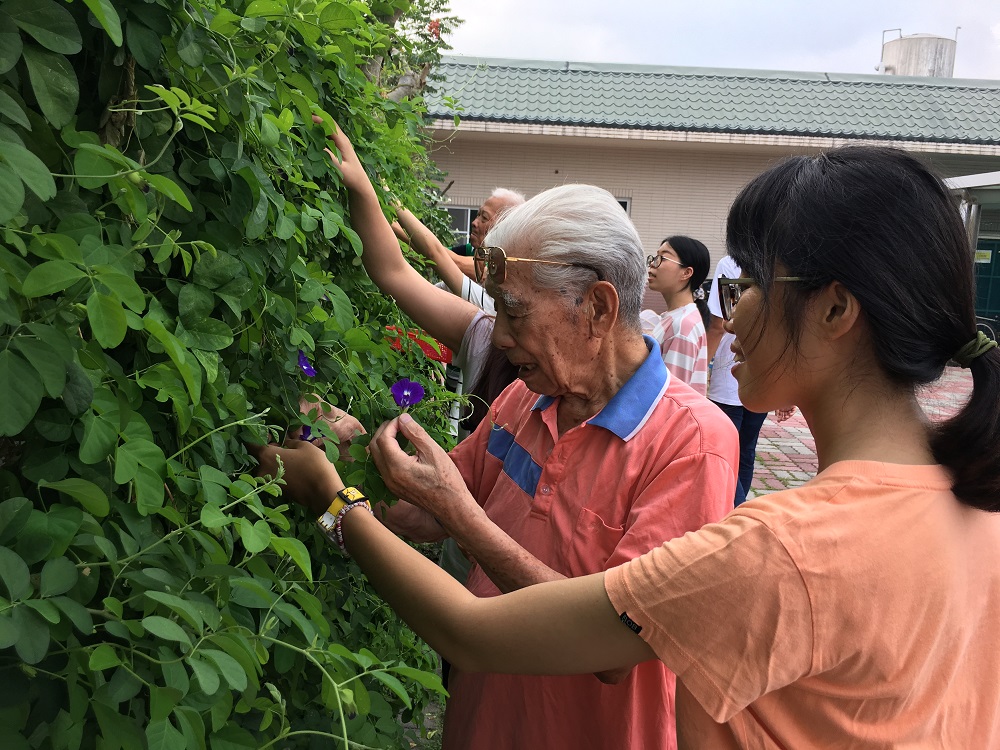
[[312, 115, 371, 194], [248, 440, 345, 517], [369, 414, 473, 526]]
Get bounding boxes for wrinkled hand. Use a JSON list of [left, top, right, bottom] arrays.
[[369, 414, 474, 526], [296, 396, 366, 460], [774, 406, 796, 423], [312, 115, 371, 193], [248, 440, 344, 517]]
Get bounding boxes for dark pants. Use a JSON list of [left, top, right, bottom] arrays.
[[712, 401, 768, 506]]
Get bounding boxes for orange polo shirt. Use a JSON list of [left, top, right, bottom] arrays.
[[445, 339, 738, 750], [606, 462, 1000, 749]]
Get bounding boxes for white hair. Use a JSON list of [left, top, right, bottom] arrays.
[[484, 184, 646, 329], [489, 187, 526, 207]]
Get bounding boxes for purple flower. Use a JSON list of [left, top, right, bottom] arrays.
[[390, 378, 425, 409], [299, 425, 313, 442], [298, 350, 317, 377]]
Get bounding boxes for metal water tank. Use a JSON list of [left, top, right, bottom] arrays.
[[881, 33, 956, 77]]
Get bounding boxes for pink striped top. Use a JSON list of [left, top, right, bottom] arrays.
[[642, 303, 708, 396]]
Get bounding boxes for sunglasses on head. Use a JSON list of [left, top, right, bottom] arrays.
[[474, 246, 604, 285]]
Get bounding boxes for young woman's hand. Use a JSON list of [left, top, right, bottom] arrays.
[[248, 440, 345, 517], [296, 396, 366, 460], [312, 115, 372, 194]]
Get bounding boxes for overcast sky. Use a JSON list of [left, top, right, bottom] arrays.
[[443, 0, 1000, 80]]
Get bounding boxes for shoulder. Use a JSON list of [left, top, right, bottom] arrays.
[[640, 378, 738, 458]]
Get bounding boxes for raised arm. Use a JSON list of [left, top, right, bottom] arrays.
[[395, 206, 469, 295], [316, 118, 476, 353], [249, 438, 654, 676]]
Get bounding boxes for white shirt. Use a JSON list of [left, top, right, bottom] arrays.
[[706, 255, 742, 406]]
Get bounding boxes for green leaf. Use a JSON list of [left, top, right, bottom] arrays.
[[0, 162, 25, 223], [245, 0, 284, 17], [175, 24, 203, 67], [39, 556, 78, 597], [0, 497, 33, 546], [238, 518, 270, 554], [135, 466, 165, 515], [80, 0, 123, 46], [78, 412, 117, 464], [390, 665, 447, 693], [87, 291, 127, 347], [20, 46, 79, 129], [97, 270, 146, 312], [269, 536, 312, 581], [0, 16, 23, 75], [199, 504, 231, 529], [145, 174, 192, 211], [12, 337, 65, 398], [4, 0, 82, 55], [51, 595, 93, 634], [145, 591, 203, 631], [0, 613, 19, 649], [0, 546, 31, 600], [142, 615, 191, 648], [146, 718, 186, 750], [201, 649, 247, 691], [62, 360, 94, 416], [73, 147, 119, 190], [39, 478, 109, 517], [0, 141, 55, 201], [177, 318, 233, 351], [12, 607, 49, 664], [89, 643, 121, 671], [0, 89, 29, 129], [21, 260, 85, 297], [188, 656, 219, 695], [0, 350, 43, 436], [369, 670, 411, 709]]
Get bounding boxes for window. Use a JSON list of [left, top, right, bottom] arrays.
[[617, 198, 631, 214], [447, 207, 478, 248]]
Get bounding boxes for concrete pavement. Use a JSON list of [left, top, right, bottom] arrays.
[[749, 366, 975, 497]]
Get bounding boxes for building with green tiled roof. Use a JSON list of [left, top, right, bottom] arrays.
[[421, 56, 1000, 313]]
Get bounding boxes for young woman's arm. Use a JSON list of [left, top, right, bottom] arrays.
[[316, 118, 476, 353], [249, 438, 655, 675], [395, 206, 468, 296]]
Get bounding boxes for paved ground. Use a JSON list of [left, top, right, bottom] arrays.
[[749, 366, 974, 497]]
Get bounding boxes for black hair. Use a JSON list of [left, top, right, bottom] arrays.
[[662, 235, 711, 322], [726, 145, 1000, 511], [461, 344, 519, 433]]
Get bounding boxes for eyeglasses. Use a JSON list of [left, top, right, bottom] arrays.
[[646, 254, 685, 269], [474, 245, 603, 285], [717, 276, 806, 321]]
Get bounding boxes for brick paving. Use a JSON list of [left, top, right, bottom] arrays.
[[749, 366, 974, 497]]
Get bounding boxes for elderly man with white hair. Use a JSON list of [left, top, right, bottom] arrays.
[[254, 124, 739, 750]]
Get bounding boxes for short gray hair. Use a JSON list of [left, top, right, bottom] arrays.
[[484, 184, 645, 329]]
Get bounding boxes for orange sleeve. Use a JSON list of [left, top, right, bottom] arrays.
[[605, 514, 814, 722]]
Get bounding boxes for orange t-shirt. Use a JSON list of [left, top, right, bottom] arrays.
[[605, 461, 1000, 749]]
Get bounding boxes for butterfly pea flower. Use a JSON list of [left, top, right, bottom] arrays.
[[297, 350, 317, 377], [390, 378, 424, 409]]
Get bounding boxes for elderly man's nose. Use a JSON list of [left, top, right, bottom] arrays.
[[490, 317, 515, 350]]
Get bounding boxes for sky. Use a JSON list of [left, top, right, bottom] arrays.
[[442, 0, 1000, 80]]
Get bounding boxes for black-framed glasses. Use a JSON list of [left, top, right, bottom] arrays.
[[646, 254, 685, 269], [717, 276, 806, 321], [474, 245, 603, 285]]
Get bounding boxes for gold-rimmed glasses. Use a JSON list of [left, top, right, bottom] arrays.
[[717, 276, 806, 321], [474, 246, 603, 285]]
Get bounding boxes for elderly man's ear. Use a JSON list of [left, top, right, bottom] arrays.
[[585, 281, 620, 338]]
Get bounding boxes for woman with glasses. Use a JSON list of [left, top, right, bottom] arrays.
[[262, 145, 1000, 747], [642, 236, 711, 395]]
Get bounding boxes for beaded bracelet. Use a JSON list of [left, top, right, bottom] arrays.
[[332, 500, 373, 553]]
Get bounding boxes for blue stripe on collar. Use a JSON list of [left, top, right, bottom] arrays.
[[530, 336, 669, 442], [587, 336, 669, 441]]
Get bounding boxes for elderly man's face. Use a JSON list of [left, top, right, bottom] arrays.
[[469, 196, 506, 248], [486, 257, 596, 397]]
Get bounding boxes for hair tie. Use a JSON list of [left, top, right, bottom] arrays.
[[693, 287, 705, 301], [953, 330, 998, 368]]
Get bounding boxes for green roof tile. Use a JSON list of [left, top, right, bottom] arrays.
[[426, 56, 1000, 145]]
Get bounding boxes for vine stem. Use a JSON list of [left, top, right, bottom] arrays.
[[167, 409, 270, 461]]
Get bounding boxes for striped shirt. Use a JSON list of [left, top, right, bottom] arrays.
[[642, 303, 708, 396]]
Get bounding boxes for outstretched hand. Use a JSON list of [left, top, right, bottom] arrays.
[[312, 115, 372, 193], [295, 396, 366, 460], [248, 440, 345, 517], [369, 414, 475, 526]]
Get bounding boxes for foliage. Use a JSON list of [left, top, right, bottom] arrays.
[[0, 0, 460, 747]]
